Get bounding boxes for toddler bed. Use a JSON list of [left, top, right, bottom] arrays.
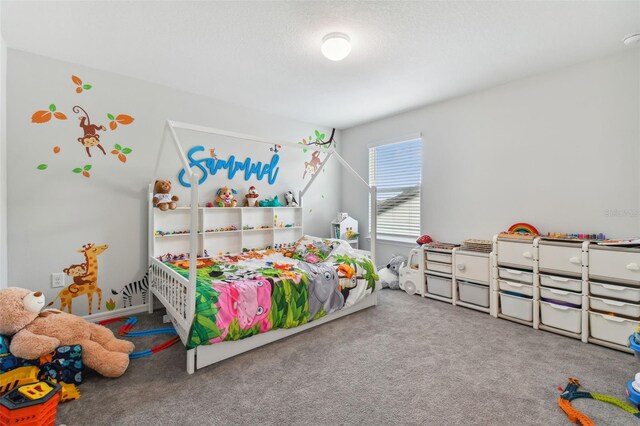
[[148, 121, 380, 373]]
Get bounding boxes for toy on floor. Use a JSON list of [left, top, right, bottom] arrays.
[[244, 186, 260, 207], [98, 316, 179, 359], [558, 377, 640, 425], [152, 179, 179, 211], [215, 186, 238, 207], [0, 380, 61, 426], [378, 255, 406, 290], [0, 288, 134, 378], [284, 191, 299, 207], [0, 366, 40, 395]]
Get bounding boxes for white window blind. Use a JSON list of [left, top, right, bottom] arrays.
[[369, 138, 422, 238]]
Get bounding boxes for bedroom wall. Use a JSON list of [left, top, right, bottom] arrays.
[[6, 49, 342, 316], [341, 48, 640, 264]]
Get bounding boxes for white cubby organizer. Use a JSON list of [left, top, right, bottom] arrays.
[[151, 206, 303, 257]]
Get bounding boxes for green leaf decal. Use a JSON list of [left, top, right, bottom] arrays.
[[72, 168, 82, 173], [320, 133, 325, 139], [49, 104, 56, 112], [122, 148, 132, 154], [107, 113, 115, 120], [83, 164, 92, 171], [83, 84, 92, 90], [114, 143, 122, 151], [36, 164, 48, 170], [315, 130, 320, 137]]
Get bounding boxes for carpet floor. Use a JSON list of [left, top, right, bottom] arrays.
[[56, 290, 639, 425]]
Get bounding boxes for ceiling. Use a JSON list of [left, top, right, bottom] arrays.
[[2, 1, 639, 129]]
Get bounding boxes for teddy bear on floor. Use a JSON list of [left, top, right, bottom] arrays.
[[0, 287, 135, 378], [378, 255, 406, 290], [153, 179, 179, 211]]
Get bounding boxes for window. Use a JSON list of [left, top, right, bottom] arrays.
[[368, 137, 422, 238]]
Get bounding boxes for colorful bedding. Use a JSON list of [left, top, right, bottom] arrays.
[[164, 237, 379, 349]]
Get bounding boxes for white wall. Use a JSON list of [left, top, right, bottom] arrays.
[[0, 16, 7, 289], [6, 49, 341, 315], [341, 48, 640, 264]]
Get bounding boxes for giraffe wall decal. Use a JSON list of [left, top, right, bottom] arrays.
[[48, 243, 109, 315]]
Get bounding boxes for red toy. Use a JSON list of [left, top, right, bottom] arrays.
[[0, 380, 61, 426], [416, 235, 433, 245]]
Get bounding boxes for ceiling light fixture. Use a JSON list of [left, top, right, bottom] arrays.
[[623, 33, 640, 46], [321, 33, 351, 61]]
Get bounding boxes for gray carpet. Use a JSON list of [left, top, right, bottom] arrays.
[[56, 291, 640, 425]]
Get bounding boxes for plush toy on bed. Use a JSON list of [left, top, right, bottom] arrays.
[[0, 287, 135, 378], [244, 186, 259, 207], [284, 191, 299, 207], [153, 179, 179, 211], [215, 186, 238, 207], [378, 255, 406, 290]]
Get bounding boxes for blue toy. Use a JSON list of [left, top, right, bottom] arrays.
[[259, 196, 284, 207]]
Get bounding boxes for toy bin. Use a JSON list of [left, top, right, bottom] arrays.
[[0, 380, 61, 426], [540, 287, 582, 308], [426, 274, 452, 298], [539, 274, 582, 292], [539, 301, 582, 334], [589, 297, 640, 320], [498, 268, 534, 284], [589, 312, 640, 346], [589, 282, 640, 303], [499, 292, 533, 322], [426, 261, 452, 274], [498, 280, 533, 297], [457, 281, 489, 307]]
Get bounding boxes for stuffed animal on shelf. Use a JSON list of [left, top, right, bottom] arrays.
[[378, 255, 406, 290], [215, 186, 238, 207], [284, 191, 299, 207], [244, 186, 259, 207], [0, 287, 135, 378], [153, 179, 179, 211], [258, 196, 284, 207]]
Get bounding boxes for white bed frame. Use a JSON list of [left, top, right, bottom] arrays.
[[148, 120, 378, 373]]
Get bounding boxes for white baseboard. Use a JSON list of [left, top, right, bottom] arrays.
[[82, 304, 150, 322]]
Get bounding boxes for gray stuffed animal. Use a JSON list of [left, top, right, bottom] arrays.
[[378, 255, 406, 290], [297, 262, 344, 319]]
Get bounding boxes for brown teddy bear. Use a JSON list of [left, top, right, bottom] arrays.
[[0, 287, 135, 378], [153, 179, 179, 211]]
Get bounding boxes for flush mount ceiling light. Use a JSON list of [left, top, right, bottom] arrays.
[[321, 33, 351, 61], [623, 33, 640, 46]]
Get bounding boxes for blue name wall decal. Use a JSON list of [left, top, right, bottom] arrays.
[[178, 145, 280, 187]]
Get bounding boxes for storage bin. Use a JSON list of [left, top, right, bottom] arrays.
[[540, 301, 582, 334], [455, 253, 490, 284], [589, 311, 640, 346], [458, 281, 490, 307], [426, 274, 452, 299], [426, 261, 452, 274], [498, 268, 534, 284], [589, 297, 640, 319], [589, 281, 640, 303], [425, 251, 452, 264], [540, 287, 582, 307], [538, 242, 583, 277], [498, 279, 533, 297], [589, 247, 640, 285], [539, 274, 582, 292], [499, 292, 533, 322], [496, 240, 534, 269]]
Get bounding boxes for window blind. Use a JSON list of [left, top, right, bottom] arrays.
[[369, 138, 422, 237]]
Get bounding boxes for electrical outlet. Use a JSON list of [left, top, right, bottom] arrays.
[[52, 273, 65, 288]]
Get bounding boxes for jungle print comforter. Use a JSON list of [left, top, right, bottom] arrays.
[[164, 237, 379, 349]]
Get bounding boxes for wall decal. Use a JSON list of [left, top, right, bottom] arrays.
[[270, 144, 281, 153], [74, 105, 107, 157], [111, 144, 133, 163], [106, 298, 116, 311], [178, 145, 280, 187], [209, 148, 218, 159], [110, 269, 150, 308], [298, 128, 336, 153], [47, 243, 108, 315], [72, 164, 92, 178], [31, 104, 67, 123], [36, 164, 48, 170], [107, 113, 135, 131], [302, 151, 321, 179], [53, 146, 61, 154], [71, 75, 92, 93]]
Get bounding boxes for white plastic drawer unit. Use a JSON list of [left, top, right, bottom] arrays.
[[589, 281, 640, 303], [499, 292, 533, 322], [540, 287, 582, 307], [589, 312, 640, 346], [426, 274, 452, 299], [589, 246, 640, 286], [539, 274, 582, 293], [455, 251, 490, 284], [425, 251, 452, 264], [540, 301, 582, 334], [498, 268, 533, 284], [498, 280, 533, 297], [496, 239, 534, 270], [458, 281, 490, 307], [589, 297, 640, 319], [538, 242, 583, 278], [425, 261, 452, 275]]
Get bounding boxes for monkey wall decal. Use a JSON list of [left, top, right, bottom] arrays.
[[303, 150, 322, 179], [73, 105, 107, 157]]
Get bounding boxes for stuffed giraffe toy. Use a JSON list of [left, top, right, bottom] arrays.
[[48, 243, 109, 315]]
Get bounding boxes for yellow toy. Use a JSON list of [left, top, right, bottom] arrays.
[[0, 366, 40, 394]]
